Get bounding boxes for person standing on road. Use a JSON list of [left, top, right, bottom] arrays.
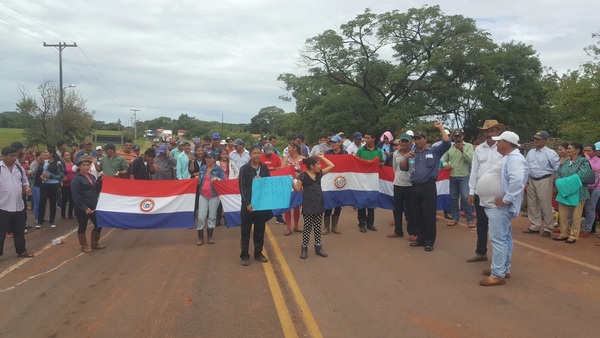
[[239, 146, 272, 266], [523, 131, 560, 238], [442, 128, 475, 227], [477, 131, 528, 286], [71, 156, 106, 253], [356, 131, 384, 233], [388, 133, 415, 241], [0, 147, 34, 259], [466, 120, 505, 263], [293, 154, 335, 259], [37, 149, 63, 229], [323, 135, 347, 234], [402, 122, 451, 252], [129, 148, 157, 180], [195, 151, 225, 246]]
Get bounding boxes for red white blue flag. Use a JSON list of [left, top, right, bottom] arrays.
[[96, 177, 197, 229], [321, 155, 380, 209], [377, 166, 450, 211]]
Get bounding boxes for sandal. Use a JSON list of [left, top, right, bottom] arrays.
[[293, 228, 303, 233], [446, 221, 458, 226], [467, 222, 476, 228]]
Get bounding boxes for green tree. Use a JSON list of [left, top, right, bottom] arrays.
[[16, 81, 92, 146], [248, 106, 286, 134]]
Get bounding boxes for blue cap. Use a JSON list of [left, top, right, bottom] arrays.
[[595, 142, 600, 150], [211, 133, 220, 139], [352, 132, 363, 140], [329, 135, 342, 143]]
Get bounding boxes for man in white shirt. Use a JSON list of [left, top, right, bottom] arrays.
[[347, 132, 366, 155]]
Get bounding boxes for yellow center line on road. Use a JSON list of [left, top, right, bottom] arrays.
[[264, 223, 323, 338]]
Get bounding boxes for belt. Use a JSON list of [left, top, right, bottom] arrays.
[[530, 174, 552, 181]]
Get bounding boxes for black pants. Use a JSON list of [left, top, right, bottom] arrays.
[[473, 194, 489, 255], [0, 209, 28, 256], [324, 207, 341, 217], [357, 208, 375, 226], [39, 183, 59, 224], [394, 185, 416, 236], [75, 209, 101, 234], [61, 186, 74, 218], [240, 206, 269, 260], [409, 181, 437, 246]]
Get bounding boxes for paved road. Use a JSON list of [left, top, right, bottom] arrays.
[[1, 208, 599, 337]]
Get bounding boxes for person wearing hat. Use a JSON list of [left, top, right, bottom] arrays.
[[477, 131, 527, 286], [71, 156, 106, 253], [255, 135, 268, 151], [260, 143, 282, 169], [204, 133, 223, 154], [130, 148, 157, 180], [442, 128, 475, 227], [388, 133, 417, 241], [75, 139, 97, 160], [153, 144, 176, 180], [523, 130, 560, 237], [95, 146, 104, 160], [0, 146, 34, 258], [170, 140, 184, 160], [93, 143, 128, 178], [466, 120, 505, 263], [403, 122, 451, 251], [229, 139, 250, 169], [195, 150, 226, 245], [322, 135, 349, 234], [176, 141, 193, 180], [346, 132, 365, 155]]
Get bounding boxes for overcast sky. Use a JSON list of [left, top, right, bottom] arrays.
[[1, 0, 598, 125]]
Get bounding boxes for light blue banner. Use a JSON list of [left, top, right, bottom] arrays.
[[251, 176, 293, 211]]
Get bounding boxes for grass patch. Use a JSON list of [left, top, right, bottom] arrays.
[[0, 128, 26, 148]]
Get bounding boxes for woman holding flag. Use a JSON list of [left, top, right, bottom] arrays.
[[292, 153, 335, 259], [195, 151, 225, 245], [71, 156, 105, 253]]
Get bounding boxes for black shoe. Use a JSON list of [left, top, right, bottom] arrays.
[[359, 225, 367, 233], [241, 259, 250, 266], [424, 245, 433, 252], [542, 231, 551, 237], [522, 229, 539, 234], [366, 224, 377, 231], [409, 241, 425, 247], [254, 254, 268, 263]]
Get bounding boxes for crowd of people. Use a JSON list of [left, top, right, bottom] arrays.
[[1, 125, 599, 287]]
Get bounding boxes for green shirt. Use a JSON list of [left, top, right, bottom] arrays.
[[442, 142, 474, 177], [99, 154, 128, 177], [356, 146, 384, 162]]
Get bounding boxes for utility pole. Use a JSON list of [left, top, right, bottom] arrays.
[[130, 109, 140, 141], [43, 42, 77, 138]]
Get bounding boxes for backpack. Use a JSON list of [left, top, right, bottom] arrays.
[[0, 163, 24, 176], [581, 159, 596, 185]]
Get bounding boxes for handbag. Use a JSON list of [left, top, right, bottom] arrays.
[[581, 160, 596, 185]]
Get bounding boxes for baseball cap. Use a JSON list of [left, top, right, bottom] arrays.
[[193, 137, 200, 143], [329, 135, 342, 143], [132, 145, 141, 151], [532, 131, 549, 140], [260, 135, 267, 140], [263, 143, 274, 154], [104, 143, 116, 151], [233, 139, 244, 146], [95, 146, 103, 151], [595, 142, 600, 151], [352, 132, 363, 140], [399, 133, 411, 141], [211, 133, 220, 139], [220, 140, 226, 145], [406, 130, 414, 136], [492, 131, 521, 146], [412, 131, 427, 139], [337, 132, 345, 137], [453, 128, 464, 136], [169, 139, 176, 144], [156, 144, 167, 155]]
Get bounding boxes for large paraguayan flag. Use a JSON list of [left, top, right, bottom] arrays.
[[96, 177, 197, 229], [321, 155, 380, 209]]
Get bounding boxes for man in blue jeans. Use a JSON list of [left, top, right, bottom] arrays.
[[442, 128, 474, 227]]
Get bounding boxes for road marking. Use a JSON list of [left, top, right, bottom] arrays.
[[513, 239, 600, 273], [265, 224, 323, 338], [0, 228, 115, 288], [261, 249, 299, 338]]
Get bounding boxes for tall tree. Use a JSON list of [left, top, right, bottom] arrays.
[[16, 81, 92, 146]]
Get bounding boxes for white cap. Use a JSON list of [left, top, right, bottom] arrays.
[[444, 129, 450, 135], [95, 146, 103, 150], [406, 130, 414, 136], [492, 131, 520, 147]]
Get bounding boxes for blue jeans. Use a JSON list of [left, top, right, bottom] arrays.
[[450, 176, 473, 222], [32, 186, 41, 220], [583, 189, 600, 233], [485, 206, 513, 278], [197, 196, 220, 230]]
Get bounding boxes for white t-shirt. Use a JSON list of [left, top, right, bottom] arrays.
[[476, 160, 502, 208]]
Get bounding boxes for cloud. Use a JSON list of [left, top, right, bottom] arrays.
[[1, 0, 598, 123]]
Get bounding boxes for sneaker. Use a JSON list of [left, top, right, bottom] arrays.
[[359, 224, 367, 233], [7, 233, 13, 238], [542, 231, 551, 237], [254, 254, 268, 263], [50, 224, 57, 228], [275, 216, 286, 225], [240, 259, 250, 266], [35, 224, 42, 229]]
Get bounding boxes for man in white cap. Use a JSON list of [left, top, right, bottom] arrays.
[[477, 131, 528, 286]]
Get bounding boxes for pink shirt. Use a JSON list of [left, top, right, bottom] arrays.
[[200, 173, 213, 198]]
